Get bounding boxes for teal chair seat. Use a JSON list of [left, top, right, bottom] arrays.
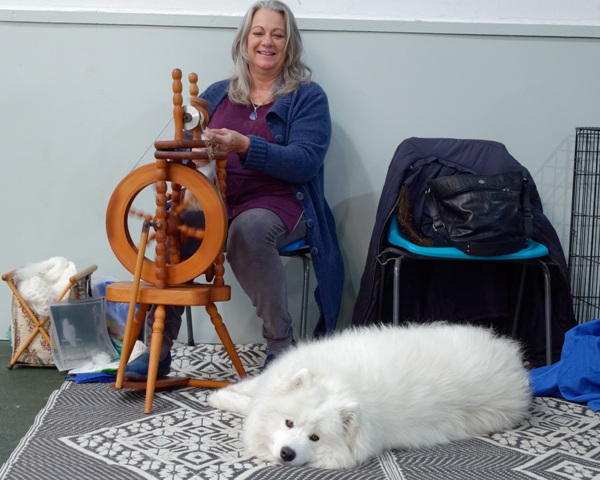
[[379, 215, 553, 365], [388, 216, 549, 260]]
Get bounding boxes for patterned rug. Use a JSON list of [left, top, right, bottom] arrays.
[[2, 343, 600, 480]]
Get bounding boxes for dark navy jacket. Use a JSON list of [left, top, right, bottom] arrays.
[[352, 137, 576, 366]]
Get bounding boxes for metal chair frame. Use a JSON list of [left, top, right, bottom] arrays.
[[378, 215, 553, 365]]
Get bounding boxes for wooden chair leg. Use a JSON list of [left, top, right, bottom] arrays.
[[206, 302, 246, 379], [145, 304, 166, 414], [115, 304, 149, 389]]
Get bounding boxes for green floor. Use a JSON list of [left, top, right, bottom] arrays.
[[0, 340, 65, 466]]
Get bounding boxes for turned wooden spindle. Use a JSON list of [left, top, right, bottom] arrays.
[[129, 207, 153, 222], [172, 68, 184, 141], [189, 72, 199, 100], [168, 71, 193, 218], [188, 73, 209, 142], [160, 69, 190, 270], [167, 69, 186, 263], [167, 68, 184, 264], [153, 70, 184, 287], [188, 72, 200, 97], [178, 224, 206, 241], [154, 158, 168, 289]]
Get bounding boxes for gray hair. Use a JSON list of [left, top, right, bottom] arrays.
[[228, 0, 312, 105]]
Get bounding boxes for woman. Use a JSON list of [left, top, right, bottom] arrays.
[[126, 0, 344, 378]]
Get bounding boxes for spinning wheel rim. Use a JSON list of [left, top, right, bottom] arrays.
[[106, 163, 227, 285]]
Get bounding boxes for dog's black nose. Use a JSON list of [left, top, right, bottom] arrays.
[[280, 446, 296, 463]]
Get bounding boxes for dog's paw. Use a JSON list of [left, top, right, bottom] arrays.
[[208, 387, 251, 416]]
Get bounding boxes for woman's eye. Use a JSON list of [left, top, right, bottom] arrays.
[[309, 434, 320, 442], [285, 419, 294, 428]]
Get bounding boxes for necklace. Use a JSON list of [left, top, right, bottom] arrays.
[[249, 100, 262, 121]]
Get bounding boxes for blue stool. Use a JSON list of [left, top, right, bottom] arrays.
[[185, 238, 311, 345], [378, 215, 553, 365]]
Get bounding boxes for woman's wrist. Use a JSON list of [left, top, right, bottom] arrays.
[[238, 135, 251, 155]]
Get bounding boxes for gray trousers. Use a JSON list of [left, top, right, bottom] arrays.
[[147, 208, 307, 356]]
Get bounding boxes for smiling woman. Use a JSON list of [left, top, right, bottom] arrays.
[[246, 9, 287, 102], [125, 0, 345, 380]]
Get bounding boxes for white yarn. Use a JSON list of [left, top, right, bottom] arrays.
[[15, 256, 77, 316]]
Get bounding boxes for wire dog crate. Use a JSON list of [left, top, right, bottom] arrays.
[[568, 127, 600, 324]]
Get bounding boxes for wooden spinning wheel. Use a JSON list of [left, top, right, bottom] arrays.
[[105, 69, 246, 414], [105, 162, 226, 285], [105, 69, 227, 287]]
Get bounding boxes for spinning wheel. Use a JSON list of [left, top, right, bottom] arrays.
[[105, 69, 246, 414], [106, 162, 226, 285], [106, 69, 227, 287]]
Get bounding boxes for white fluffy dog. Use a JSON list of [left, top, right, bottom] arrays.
[[208, 323, 531, 470]]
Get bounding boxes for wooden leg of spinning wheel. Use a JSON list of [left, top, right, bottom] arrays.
[[117, 221, 151, 390], [115, 304, 149, 388], [145, 304, 166, 414], [131, 304, 150, 346], [206, 302, 246, 379]]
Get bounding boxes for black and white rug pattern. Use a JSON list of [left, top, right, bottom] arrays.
[[2, 343, 600, 480]]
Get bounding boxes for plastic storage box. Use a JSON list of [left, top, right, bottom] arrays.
[[50, 296, 119, 372]]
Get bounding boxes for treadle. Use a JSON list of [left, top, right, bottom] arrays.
[[111, 377, 232, 390]]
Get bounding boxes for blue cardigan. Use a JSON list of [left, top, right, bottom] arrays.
[[200, 79, 344, 333]]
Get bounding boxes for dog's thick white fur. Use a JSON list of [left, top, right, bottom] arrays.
[[208, 323, 531, 469]]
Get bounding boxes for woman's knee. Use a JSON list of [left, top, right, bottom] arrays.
[[227, 209, 285, 252]]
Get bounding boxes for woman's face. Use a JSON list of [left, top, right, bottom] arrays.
[[247, 9, 287, 79]]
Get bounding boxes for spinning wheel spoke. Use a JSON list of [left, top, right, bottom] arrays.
[[128, 195, 209, 243]]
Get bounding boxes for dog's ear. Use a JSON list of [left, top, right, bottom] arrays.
[[339, 402, 360, 446], [283, 368, 312, 392], [340, 402, 359, 433]]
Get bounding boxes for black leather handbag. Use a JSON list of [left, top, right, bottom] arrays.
[[424, 171, 533, 256]]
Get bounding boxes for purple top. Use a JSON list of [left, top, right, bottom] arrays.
[[208, 98, 302, 233]]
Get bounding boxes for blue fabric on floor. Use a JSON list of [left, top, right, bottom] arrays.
[[65, 372, 116, 384], [529, 319, 600, 411]]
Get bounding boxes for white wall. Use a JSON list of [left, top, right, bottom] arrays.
[[1, 7, 599, 344], [2, 0, 600, 25]]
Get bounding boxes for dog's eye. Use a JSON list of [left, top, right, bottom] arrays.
[[285, 419, 294, 428], [309, 434, 320, 442]]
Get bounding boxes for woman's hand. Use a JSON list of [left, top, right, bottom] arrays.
[[204, 127, 250, 155]]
